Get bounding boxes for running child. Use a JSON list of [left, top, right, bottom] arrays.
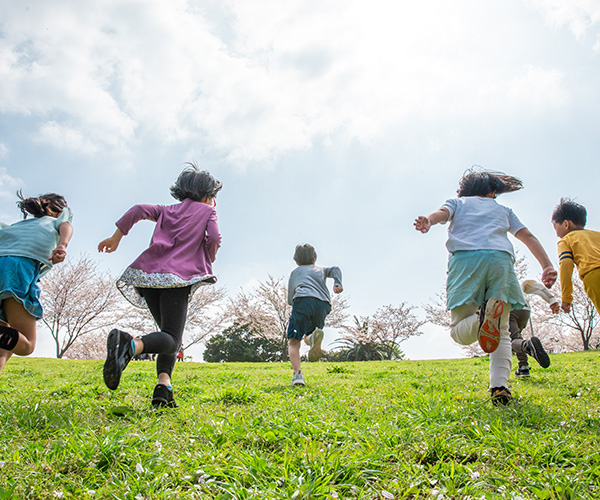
[[551, 199, 600, 314], [287, 244, 342, 387], [510, 280, 559, 378], [0, 192, 73, 373], [414, 168, 556, 406], [98, 164, 222, 408]]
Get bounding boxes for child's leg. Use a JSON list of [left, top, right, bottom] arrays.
[[509, 309, 530, 367], [140, 287, 190, 387], [583, 269, 600, 314], [449, 303, 479, 345], [289, 338, 301, 373], [489, 304, 511, 388], [2, 298, 37, 356]]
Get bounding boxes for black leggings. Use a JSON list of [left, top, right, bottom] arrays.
[[138, 286, 190, 377]]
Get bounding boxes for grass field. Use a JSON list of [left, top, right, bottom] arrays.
[[1, 352, 599, 499]]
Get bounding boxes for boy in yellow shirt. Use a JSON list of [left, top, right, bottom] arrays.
[[552, 199, 600, 313]]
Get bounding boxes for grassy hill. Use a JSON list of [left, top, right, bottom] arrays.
[[1, 352, 599, 499]]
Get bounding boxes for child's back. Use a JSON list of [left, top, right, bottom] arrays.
[[287, 264, 342, 306]]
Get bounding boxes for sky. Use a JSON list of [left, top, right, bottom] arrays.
[[1, 0, 600, 361]]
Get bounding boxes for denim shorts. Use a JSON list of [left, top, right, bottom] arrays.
[[446, 250, 525, 311], [0, 256, 43, 322], [287, 297, 331, 340]]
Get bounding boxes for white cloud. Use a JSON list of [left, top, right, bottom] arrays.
[[0, 143, 9, 159], [528, 0, 600, 41], [0, 0, 576, 164], [0, 168, 23, 216]]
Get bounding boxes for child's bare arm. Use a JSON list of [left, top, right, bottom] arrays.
[[414, 208, 449, 234], [98, 228, 124, 253], [50, 221, 74, 264], [514, 228, 557, 287]]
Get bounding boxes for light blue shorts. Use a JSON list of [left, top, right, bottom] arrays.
[[446, 250, 526, 311]]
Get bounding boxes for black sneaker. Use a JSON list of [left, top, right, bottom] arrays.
[[515, 365, 530, 378], [152, 384, 178, 408], [103, 329, 134, 390], [525, 337, 551, 369], [491, 386, 514, 407], [0, 326, 19, 351]]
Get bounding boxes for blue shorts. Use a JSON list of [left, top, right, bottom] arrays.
[[446, 250, 526, 311], [287, 297, 331, 340], [0, 256, 43, 322]]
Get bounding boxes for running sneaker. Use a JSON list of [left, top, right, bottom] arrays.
[[0, 326, 19, 351], [522, 280, 559, 305], [151, 384, 179, 408], [515, 365, 531, 378], [291, 371, 306, 387], [103, 329, 134, 390], [491, 386, 514, 407], [525, 336, 551, 368], [308, 328, 324, 362], [478, 298, 505, 353]]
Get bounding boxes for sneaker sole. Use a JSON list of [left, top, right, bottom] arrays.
[[515, 372, 530, 378], [478, 299, 504, 353], [103, 329, 123, 391], [308, 328, 324, 362], [529, 337, 551, 368]]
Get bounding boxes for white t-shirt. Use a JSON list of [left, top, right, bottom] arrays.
[[442, 197, 525, 257]]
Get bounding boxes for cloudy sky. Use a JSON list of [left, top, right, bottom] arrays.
[[1, 0, 600, 361]]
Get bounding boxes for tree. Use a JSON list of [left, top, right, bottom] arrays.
[[225, 275, 350, 361], [336, 303, 424, 361], [203, 324, 282, 362], [549, 276, 600, 351], [39, 255, 123, 358]]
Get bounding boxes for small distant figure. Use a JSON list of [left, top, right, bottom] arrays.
[[98, 164, 222, 408], [287, 244, 343, 387], [415, 167, 556, 406], [510, 280, 559, 378], [176, 350, 184, 362], [551, 199, 600, 315], [0, 192, 73, 374]]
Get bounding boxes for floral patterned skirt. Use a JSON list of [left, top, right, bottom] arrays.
[[116, 267, 217, 309]]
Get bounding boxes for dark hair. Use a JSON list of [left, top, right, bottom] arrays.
[[552, 198, 587, 227], [294, 244, 317, 265], [17, 191, 68, 219], [170, 163, 222, 202], [457, 166, 523, 198]]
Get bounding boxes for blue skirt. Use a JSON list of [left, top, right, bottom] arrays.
[[0, 256, 43, 322], [446, 250, 526, 311]]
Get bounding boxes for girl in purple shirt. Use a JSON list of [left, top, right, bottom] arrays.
[[98, 164, 222, 408]]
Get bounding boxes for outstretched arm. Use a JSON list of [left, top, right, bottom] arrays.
[[98, 228, 124, 253], [414, 208, 450, 234], [514, 228, 557, 288], [50, 221, 74, 264]]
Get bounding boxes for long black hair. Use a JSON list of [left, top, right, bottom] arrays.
[[170, 163, 222, 202], [17, 191, 68, 219], [457, 166, 523, 198]]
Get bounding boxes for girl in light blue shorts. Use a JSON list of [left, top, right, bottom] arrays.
[[414, 168, 556, 406]]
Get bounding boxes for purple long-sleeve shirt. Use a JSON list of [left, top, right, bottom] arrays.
[[116, 198, 221, 280]]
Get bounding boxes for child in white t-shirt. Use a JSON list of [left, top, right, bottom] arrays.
[[415, 168, 556, 406]]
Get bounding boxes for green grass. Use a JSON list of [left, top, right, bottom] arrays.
[[1, 353, 600, 499]]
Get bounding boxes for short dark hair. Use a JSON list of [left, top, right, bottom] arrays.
[[170, 163, 222, 202], [552, 198, 587, 227], [294, 244, 317, 265], [17, 191, 68, 219], [457, 167, 523, 198]]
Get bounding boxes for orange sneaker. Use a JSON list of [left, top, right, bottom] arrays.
[[478, 298, 505, 353]]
